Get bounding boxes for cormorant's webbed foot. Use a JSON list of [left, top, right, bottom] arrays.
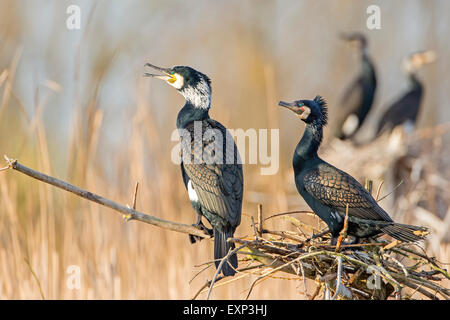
[[189, 220, 213, 244]]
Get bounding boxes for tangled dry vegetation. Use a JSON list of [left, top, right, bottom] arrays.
[[193, 206, 449, 300]]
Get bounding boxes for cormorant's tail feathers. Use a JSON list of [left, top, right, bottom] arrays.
[[214, 227, 237, 277], [381, 223, 428, 243]]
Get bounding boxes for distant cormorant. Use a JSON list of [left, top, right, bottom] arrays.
[[375, 50, 436, 136], [334, 32, 377, 140], [145, 63, 243, 276], [279, 96, 427, 244]]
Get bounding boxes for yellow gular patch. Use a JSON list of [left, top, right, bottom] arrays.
[[168, 74, 176, 83], [168, 73, 184, 89]]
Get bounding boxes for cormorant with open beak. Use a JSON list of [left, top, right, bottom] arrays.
[[279, 96, 428, 244], [145, 63, 243, 276], [375, 50, 436, 136]]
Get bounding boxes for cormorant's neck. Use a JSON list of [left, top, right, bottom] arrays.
[[179, 81, 212, 110], [176, 102, 210, 129], [176, 80, 212, 129], [361, 51, 376, 80], [407, 72, 422, 89], [294, 121, 323, 166]]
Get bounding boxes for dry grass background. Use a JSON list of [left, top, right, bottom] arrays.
[[0, 0, 449, 299]]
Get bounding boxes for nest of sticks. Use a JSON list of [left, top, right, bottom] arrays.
[[194, 202, 449, 300]]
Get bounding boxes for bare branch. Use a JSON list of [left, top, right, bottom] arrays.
[[2, 156, 209, 239], [257, 204, 263, 237]]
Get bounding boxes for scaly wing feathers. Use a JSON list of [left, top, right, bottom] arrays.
[[303, 163, 393, 222]]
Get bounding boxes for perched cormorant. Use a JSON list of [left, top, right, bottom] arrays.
[[334, 32, 377, 140], [145, 63, 243, 276], [375, 50, 436, 136], [279, 96, 427, 244]]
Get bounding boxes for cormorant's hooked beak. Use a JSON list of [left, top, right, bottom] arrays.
[[278, 101, 304, 115], [144, 63, 176, 82]]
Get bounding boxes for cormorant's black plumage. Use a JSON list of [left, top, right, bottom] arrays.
[[279, 96, 427, 244], [145, 64, 243, 276], [335, 33, 377, 140]]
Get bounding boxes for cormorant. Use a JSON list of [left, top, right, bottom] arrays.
[[375, 50, 436, 136], [334, 32, 377, 140], [279, 96, 427, 244], [145, 63, 243, 276]]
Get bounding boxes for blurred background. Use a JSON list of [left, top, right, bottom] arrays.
[[0, 0, 449, 299]]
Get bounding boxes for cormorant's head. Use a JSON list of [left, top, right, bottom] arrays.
[[278, 96, 328, 126], [403, 50, 436, 74], [144, 63, 212, 109], [340, 32, 367, 52]]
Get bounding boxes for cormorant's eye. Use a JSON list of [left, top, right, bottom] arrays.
[[170, 71, 175, 75]]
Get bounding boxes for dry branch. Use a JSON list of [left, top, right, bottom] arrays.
[[2, 155, 209, 239]]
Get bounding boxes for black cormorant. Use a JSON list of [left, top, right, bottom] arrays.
[[279, 96, 427, 244], [375, 50, 436, 136], [145, 63, 243, 276], [334, 32, 377, 140]]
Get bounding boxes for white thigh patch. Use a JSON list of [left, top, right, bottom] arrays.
[[187, 180, 199, 202], [342, 114, 359, 137]]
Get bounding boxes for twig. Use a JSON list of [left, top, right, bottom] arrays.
[[250, 216, 258, 240], [298, 261, 308, 298], [132, 182, 139, 209], [395, 247, 450, 279], [206, 243, 248, 300], [257, 204, 263, 237], [263, 229, 304, 243], [124, 181, 139, 221], [385, 254, 409, 277], [375, 180, 384, 201], [262, 210, 315, 222], [335, 204, 349, 252], [330, 257, 343, 300], [377, 180, 404, 202], [24, 258, 45, 300], [189, 263, 213, 284]]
